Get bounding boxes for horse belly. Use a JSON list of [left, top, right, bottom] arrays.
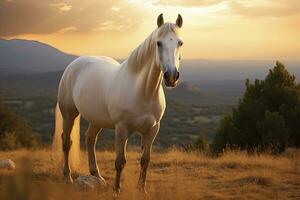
[[70, 56, 118, 129], [73, 86, 114, 128], [79, 106, 114, 129]]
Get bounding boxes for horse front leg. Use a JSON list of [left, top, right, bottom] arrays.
[[114, 124, 130, 193], [138, 123, 160, 193]]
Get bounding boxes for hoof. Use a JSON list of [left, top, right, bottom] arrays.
[[64, 175, 74, 184], [114, 186, 121, 194], [113, 187, 121, 198], [138, 185, 148, 195], [91, 173, 108, 188], [97, 176, 108, 189]]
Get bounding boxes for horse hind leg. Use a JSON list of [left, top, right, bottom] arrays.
[[85, 123, 106, 184], [61, 106, 79, 183]]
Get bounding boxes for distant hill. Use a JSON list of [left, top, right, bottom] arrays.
[[0, 69, 239, 106], [1, 38, 299, 82], [0, 39, 77, 72], [0, 70, 63, 90], [0, 38, 299, 102], [165, 82, 240, 105], [180, 59, 300, 82]]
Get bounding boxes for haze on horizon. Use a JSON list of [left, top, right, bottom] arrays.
[[1, 0, 299, 60]]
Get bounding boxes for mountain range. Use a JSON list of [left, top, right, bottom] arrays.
[[0, 39, 77, 72], [0, 38, 299, 102], [1, 38, 300, 80]]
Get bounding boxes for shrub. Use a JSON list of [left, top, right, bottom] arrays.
[[0, 132, 20, 150], [183, 131, 207, 152], [212, 61, 300, 153], [0, 89, 40, 150]]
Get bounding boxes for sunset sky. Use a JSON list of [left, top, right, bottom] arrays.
[[1, 0, 299, 60]]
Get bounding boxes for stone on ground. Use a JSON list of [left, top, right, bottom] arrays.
[[74, 175, 107, 191], [0, 159, 16, 170]]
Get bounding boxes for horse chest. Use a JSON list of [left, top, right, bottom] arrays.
[[109, 99, 165, 131]]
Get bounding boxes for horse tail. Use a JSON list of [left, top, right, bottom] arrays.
[[52, 103, 81, 170], [52, 103, 63, 153]]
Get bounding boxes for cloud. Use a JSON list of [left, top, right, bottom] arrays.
[[57, 26, 78, 34], [2, 0, 299, 38], [229, 0, 300, 18], [49, 2, 72, 12], [0, 0, 147, 37], [154, 0, 224, 7]]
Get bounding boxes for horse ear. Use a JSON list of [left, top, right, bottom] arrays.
[[176, 14, 183, 28], [157, 13, 164, 27]]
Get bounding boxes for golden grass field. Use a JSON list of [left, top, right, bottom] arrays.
[[0, 148, 300, 200]]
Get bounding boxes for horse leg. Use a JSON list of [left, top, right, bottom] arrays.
[[62, 118, 76, 183], [138, 123, 160, 192], [59, 100, 79, 183], [114, 124, 129, 193], [85, 124, 106, 183]]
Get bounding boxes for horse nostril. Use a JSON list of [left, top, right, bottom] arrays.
[[175, 72, 180, 80], [163, 71, 169, 80]]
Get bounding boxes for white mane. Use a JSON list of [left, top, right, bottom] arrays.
[[126, 23, 179, 73]]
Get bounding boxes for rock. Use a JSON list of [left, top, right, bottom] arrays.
[[0, 159, 16, 170], [74, 175, 107, 191]]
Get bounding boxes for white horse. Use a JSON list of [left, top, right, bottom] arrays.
[[53, 13, 183, 193]]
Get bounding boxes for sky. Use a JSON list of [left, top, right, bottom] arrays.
[[1, 0, 300, 60]]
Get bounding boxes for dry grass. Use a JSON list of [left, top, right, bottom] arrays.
[[0, 148, 300, 200]]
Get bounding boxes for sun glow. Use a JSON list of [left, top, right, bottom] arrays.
[[2, 0, 300, 59]]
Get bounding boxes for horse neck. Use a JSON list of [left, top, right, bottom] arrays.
[[125, 35, 163, 101], [141, 61, 163, 101]]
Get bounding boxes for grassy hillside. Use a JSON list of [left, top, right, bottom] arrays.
[[0, 149, 299, 199]]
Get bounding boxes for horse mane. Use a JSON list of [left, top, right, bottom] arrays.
[[126, 23, 179, 73]]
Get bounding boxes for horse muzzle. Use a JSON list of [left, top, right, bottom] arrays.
[[163, 70, 179, 87]]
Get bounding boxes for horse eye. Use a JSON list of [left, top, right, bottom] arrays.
[[157, 41, 162, 47], [179, 41, 183, 46]]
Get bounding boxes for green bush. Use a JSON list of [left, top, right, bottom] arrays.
[[0, 132, 20, 150], [183, 131, 207, 152], [212, 61, 300, 153]]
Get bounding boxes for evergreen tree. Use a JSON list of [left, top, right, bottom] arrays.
[[212, 61, 300, 153]]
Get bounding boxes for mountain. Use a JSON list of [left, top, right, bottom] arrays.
[[0, 38, 299, 102], [165, 82, 239, 105], [0, 70, 63, 90], [0, 68, 239, 107], [180, 59, 300, 82], [0, 39, 77, 72], [1, 38, 299, 82]]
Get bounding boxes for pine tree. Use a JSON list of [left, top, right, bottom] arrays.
[[212, 61, 300, 153]]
